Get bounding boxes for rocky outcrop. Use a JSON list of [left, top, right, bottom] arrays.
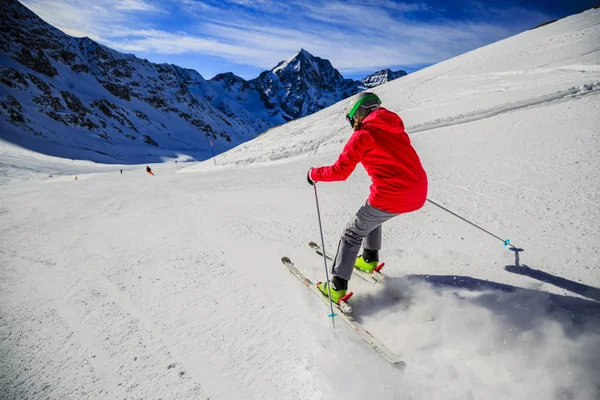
[[361, 69, 407, 89], [0, 96, 25, 123]]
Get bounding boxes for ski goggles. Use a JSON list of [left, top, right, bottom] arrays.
[[345, 93, 382, 127]]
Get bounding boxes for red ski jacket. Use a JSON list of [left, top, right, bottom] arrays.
[[311, 108, 428, 214]]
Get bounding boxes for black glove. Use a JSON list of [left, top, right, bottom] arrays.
[[307, 168, 315, 186]]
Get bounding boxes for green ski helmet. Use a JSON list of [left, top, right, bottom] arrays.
[[345, 92, 382, 129]]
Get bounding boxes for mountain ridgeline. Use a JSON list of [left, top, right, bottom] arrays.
[[0, 0, 406, 163]]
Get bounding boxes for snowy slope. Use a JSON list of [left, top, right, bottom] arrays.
[[1, 7, 600, 400]]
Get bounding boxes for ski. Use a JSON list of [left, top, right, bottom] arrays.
[[281, 256, 404, 365], [308, 241, 385, 285], [281, 256, 354, 315]]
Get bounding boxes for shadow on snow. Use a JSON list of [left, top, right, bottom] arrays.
[[351, 248, 600, 340]]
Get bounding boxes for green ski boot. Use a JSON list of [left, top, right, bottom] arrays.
[[317, 281, 353, 305], [355, 256, 379, 274]]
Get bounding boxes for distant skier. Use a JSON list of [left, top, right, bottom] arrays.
[[120, 169, 123, 174], [146, 166, 154, 176], [307, 92, 428, 303]]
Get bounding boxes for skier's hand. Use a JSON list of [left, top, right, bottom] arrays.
[[307, 168, 315, 185]]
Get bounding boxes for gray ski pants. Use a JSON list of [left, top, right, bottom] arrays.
[[331, 202, 399, 281]]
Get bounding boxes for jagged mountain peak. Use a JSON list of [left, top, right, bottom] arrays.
[[272, 48, 323, 75], [211, 72, 247, 84], [251, 48, 359, 120], [271, 48, 349, 92], [167, 64, 206, 85], [294, 48, 317, 63]]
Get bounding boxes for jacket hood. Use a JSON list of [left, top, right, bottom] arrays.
[[360, 107, 404, 131]]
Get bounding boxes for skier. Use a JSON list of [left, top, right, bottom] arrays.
[[307, 92, 428, 303], [146, 166, 154, 176], [120, 169, 123, 174]]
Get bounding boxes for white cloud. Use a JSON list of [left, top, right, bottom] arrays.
[[20, 0, 551, 75], [114, 0, 161, 11], [20, 0, 162, 39]]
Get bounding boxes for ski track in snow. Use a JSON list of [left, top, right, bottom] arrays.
[[1, 8, 600, 400], [409, 80, 600, 133]]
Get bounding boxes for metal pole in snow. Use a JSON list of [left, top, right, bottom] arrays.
[[426, 198, 515, 248], [210, 141, 216, 166], [313, 183, 337, 328]]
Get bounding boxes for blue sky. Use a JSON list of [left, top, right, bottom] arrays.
[[22, 0, 597, 80]]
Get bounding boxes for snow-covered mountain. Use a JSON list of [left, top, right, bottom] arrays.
[[0, 0, 268, 163], [249, 49, 360, 121], [0, 0, 406, 164], [210, 50, 407, 122]]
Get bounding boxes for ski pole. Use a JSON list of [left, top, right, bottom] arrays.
[[426, 198, 516, 249], [313, 182, 337, 327], [210, 141, 216, 166]]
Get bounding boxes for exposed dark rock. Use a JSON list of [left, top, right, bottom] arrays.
[[0, 95, 25, 123], [63, 113, 98, 130], [18, 47, 58, 77], [27, 73, 51, 94], [33, 93, 64, 112], [217, 114, 232, 127], [145, 95, 167, 109], [216, 103, 235, 118], [47, 110, 66, 124], [111, 69, 127, 79], [0, 66, 29, 89], [212, 72, 249, 91], [54, 49, 76, 65], [79, 118, 98, 130], [190, 118, 215, 134], [134, 110, 149, 122], [60, 90, 89, 114], [144, 135, 158, 146], [71, 64, 90, 73], [91, 99, 137, 132], [91, 99, 115, 118], [258, 89, 276, 110], [102, 82, 131, 101]]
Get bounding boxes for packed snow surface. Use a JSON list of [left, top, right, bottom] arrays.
[[1, 8, 600, 400]]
